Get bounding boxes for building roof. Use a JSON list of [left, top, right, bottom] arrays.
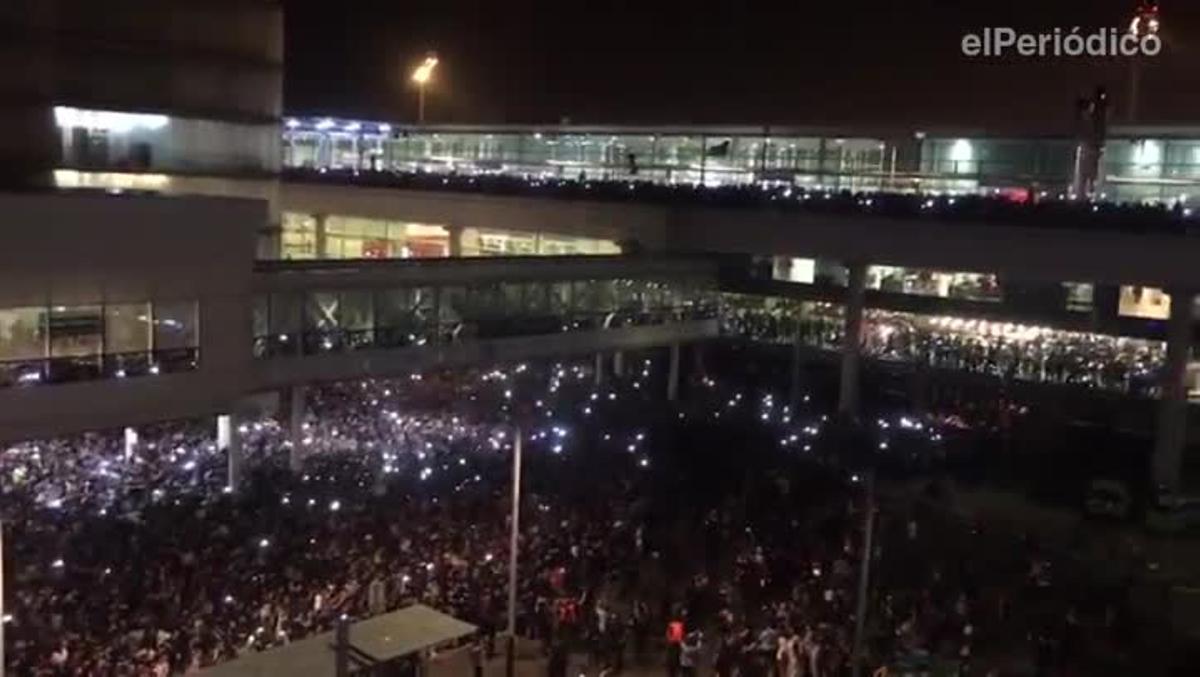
[[197, 604, 476, 677]]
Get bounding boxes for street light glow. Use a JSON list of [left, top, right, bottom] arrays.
[[1129, 2, 1160, 36], [411, 55, 439, 85]]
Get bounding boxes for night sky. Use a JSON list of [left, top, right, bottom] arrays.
[[283, 1, 1200, 131]]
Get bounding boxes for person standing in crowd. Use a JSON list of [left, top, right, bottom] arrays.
[[631, 599, 650, 664], [680, 630, 703, 677], [470, 636, 485, 677], [547, 638, 569, 677], [665, 615, 685, 677], [367, 571, 388, 617]]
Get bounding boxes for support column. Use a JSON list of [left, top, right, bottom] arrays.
[[613, 351, 626, 378], [1154, 289, 1193, 492], [314, 213, 329, 259], [909, 366, 931, 414], [123, 426, 138, 461], [839, 263, 868, 417], [218, 414, 243, 493], [286, 385, 307, 473], [372, 446, 388, 497], [790, 312, 804, 409], [447, 224, 464, 258], [667, 343, 681, 402], [594, 352, 606, 388]]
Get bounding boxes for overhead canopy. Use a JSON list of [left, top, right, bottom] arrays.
[[199, 604, 477, 677]]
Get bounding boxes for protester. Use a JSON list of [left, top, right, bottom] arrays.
[[723, 300, 1166, 396], [0, 359, 1160, 675]]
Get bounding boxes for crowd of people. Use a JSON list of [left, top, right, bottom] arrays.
[[285, 167, 1199, 235], [721, 299, 1166, 397], [0, 358, 1178, 675], [0, 362, 661, 674]]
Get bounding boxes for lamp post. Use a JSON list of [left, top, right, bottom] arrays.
[[849, 472, 877, 677], [505, 425, 522, 677], [1, 519, 5, 677], [411, 54, 439, 125], [1127, 1, 1161, 123]]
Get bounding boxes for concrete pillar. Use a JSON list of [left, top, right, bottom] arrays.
[[910, 366, 931, 414], [790, 311, 804, 409], [218, 414, 243, 493], [613, 351, 626, 378], [447, 224, 463, 258], [314, 213, 329, 259], [372, 443, 388, 497], [1154, 289, 1193, 491], [123, 426, 138, 461], [838, 263, 868, 416], [594, 352, 606, 388], [286, 385, 307, 473], [667, 343, 681, 402]]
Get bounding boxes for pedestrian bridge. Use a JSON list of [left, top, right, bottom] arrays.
[[0, 255, 721, 443]]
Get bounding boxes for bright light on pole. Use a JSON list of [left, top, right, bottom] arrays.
[[505, 424, 522, 677], [411, 54, 439, 124], [1127, 1, 1160, 122]]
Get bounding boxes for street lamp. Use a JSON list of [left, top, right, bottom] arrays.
[[1127, 1, 1161, 122], [411, 53, 439, 125], [505, 424, 522, 677]]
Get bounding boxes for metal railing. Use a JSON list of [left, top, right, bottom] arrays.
[[0, 348, 199, 389], [254, 307, 718, 359]]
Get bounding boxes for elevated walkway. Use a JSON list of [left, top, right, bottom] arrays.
[[283, 175, 1200, 289]]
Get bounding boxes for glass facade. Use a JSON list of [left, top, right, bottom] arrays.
[[920, 137, 1077, 186], [1063, 282, 1095, 313], [1103, 138, 1200, 203], [460, 227, 620, 257], [866, 266, 1001, 303], [721, 295, 844, 350], [279, 212, 453, 260], [720, 294, 1165, 396], [918, 135, 1200, 203], [0, 300, 199, 388], [283, 119, 887, 189], [253, 278, 717, 359], [769, 257, 849, 285], [277, 119, 1200, 205], [1118, 285, 1171, 320], [279, 211, 621, 260], [55, 106, 278, 175]]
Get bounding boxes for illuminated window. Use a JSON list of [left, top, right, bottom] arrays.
[[49, 305, 103, 358], [866, 266, 1000, 302], [153, 301, 199, 350], [1119, 286, 1170, 320], [104, 303, 152, 354], [0, 307, 47, 362], [772, 257, 816, 284]]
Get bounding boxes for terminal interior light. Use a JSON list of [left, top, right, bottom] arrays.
[[1133, 139, 1162, 167], [54, 106, 168, 133], [949, 139, 974, 163], [1129, 2, 1161, 36]]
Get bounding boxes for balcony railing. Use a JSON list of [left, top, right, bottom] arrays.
[[0, 349, 199, 390], [254, 307, 717, 359]]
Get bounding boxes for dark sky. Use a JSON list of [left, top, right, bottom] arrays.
[[283, 1, 1200, 132]]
